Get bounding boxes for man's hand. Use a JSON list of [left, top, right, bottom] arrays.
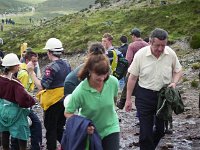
[[168, 82, 176, 89], [27, 61, 35, 74], [125, 99, 132, 112]]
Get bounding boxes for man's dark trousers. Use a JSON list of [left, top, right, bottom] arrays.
[[135, 86, 165, 150]]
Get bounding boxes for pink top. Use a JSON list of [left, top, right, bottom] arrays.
[[126, 39, 149, 65]]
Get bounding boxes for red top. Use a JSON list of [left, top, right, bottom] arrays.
[[126, 39, 149, 65], [0, 76, 35, 108]]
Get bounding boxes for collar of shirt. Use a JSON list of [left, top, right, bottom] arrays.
[[121, 43, 127, 46], [19, 63, 27, 70], [82, 78, 109, 93], [146, 46, 170, 57], [134, 38, 143, 42], [107, 46, 115, 51]]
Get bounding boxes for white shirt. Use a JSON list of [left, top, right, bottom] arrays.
[[128, 46, 182, 91]]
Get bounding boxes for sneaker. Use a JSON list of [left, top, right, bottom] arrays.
[[116, 99, 125, 109]]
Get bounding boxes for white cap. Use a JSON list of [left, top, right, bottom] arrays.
[[2, 53, 21, 67], [43, 38, 64, 51]]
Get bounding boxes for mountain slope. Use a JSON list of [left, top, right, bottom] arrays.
[[0, 0, 28, 14], [1, 0, 200, 54], [36, 0, 95, 11], [0, 0, 95, 16]]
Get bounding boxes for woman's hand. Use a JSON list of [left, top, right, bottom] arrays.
[[87, 126, 95, 134]]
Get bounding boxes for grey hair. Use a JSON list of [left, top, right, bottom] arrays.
[[150, 28, 168, 40]]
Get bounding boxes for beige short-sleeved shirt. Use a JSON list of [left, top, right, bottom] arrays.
[[128, 46, 182, 91]]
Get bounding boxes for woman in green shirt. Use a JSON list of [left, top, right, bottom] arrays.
[[64, 46, 120, 150]]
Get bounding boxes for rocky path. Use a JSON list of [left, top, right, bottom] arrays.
[[117, 88, 200, 150], [34, 47, 200, 150]]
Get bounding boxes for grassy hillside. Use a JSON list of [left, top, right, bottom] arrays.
[[16, 0, 47, 4], [0, 0, 95, 19], [33, 0, 95, 19], [0, 0, 28, 14], [36, 0, 95, 11], [0, 0, 200, 54]]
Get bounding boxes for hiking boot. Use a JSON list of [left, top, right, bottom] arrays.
[[129, 141, 140, 147], [116, 99, 126, 109], [165, 129, 173, 134]]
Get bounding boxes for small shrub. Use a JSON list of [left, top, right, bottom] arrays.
[[190, 33, 200, 49], [191, 79, 199, 88], [182, 77, 189, 82], [191, 63, 200, 70]]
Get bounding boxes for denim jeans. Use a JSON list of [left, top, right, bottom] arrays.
[[11, 110, 42, 150], [119, 77, 125, 91]]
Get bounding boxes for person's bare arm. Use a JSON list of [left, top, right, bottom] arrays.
[[168, 70, 183, 88], [64, 112, 74, 118], [125, 74, 138, 112], [27, 61, 43, 91]]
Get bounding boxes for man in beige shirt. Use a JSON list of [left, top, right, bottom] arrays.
[[125, 28, 182, 150]]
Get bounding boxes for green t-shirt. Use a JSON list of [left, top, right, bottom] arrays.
[[65, 75, 120, 139]]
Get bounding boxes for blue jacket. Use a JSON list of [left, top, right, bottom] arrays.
[[61, 115, 103, 150]]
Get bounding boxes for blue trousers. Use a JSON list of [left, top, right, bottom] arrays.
[[135, 86, 165, 150], [11, 110, 42, 150]]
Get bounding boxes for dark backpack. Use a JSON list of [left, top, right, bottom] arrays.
[[111, 50, 129, 80]]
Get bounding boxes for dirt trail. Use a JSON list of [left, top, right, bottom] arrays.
[[34, 49, 200, 150]]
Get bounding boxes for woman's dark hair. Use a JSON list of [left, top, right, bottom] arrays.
[[78, 53, 110, 81], [48, 50, 63, 58], [3, 66, 15, 75], [88, 42, 105, 54]]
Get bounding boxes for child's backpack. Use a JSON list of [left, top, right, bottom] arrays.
[[111, 50, 129, 80]]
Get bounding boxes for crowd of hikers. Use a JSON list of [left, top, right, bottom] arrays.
[[1, 18, 15, 32], [0, 27, 184, 150]]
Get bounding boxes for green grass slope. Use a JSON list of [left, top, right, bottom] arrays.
[[1, 0, 200, 54], [0, 0, 28, 14], [0, 0, 95, 19], [36, 0, 95, 12]]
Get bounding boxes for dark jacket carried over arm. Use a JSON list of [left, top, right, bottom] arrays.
[[156, 85, 184, 121], [61, 115, 103, 150]]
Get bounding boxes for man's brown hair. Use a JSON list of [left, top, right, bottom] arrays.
[[102, 33, 113, 41]]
